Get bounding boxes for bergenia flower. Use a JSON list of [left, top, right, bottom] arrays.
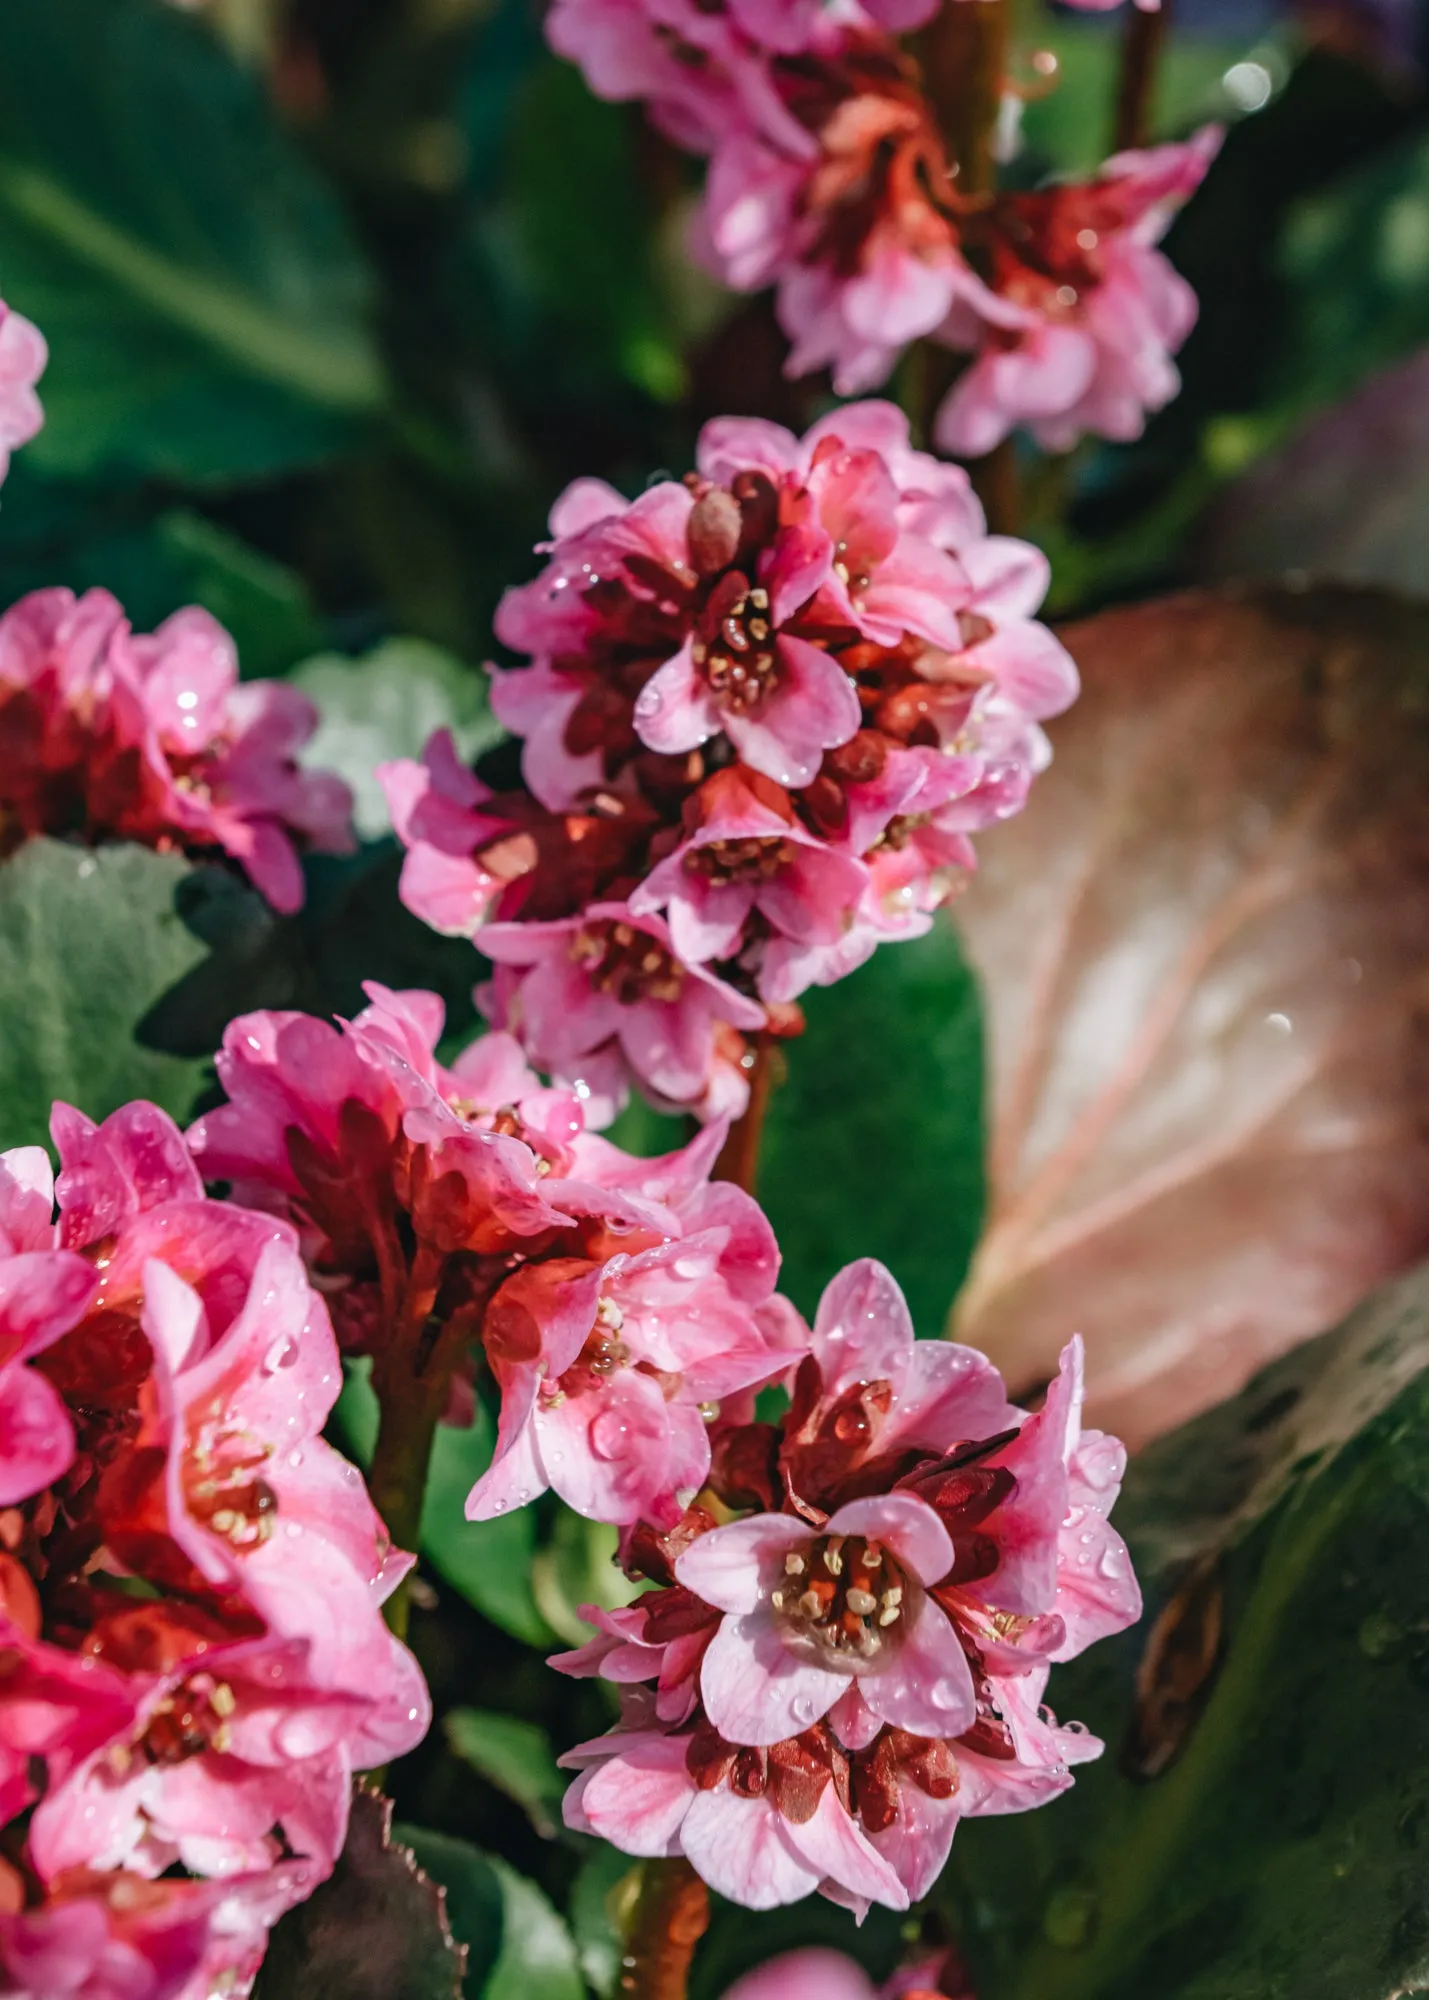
[[556, 1259, 1139, 1912], [0, 1095, 429, 1991], [387, 403, 1076, 1118], [191, 985, 797, 1527], [0, 588, 354, 911], [0, 296, 46, 486], [936, 131, 1222, 456]]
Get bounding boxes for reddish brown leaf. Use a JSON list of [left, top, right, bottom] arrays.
[[951, 586, 1429, 1446]]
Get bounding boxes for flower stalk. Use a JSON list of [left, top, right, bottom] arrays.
[[619, 1858, 711, 2000], [1113, 0, 1173, 152]]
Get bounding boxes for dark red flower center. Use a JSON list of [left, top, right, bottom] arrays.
[[770, 1531, 912, 1666], [569, 918, 686, 1005], [683, 835, 796, 886]]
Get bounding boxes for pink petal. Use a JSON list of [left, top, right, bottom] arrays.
[[0, 1362, 75, 1505], [676, 1514, 817, 1613], [699, 1611, 845, 1746], [680, 1790, 823, 1909], [824, 1494, 953, 1587], [577, 1736, 695, 1856], [634, 639, 721, 755], [861, 1600, 976, 1739], [782, 1782, 910, 1911]]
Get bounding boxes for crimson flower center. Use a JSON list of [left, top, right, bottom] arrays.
[[570, 919, 686, 1004], [683, 836, 797, 886], [693, 583, 779, 715], [137, 1673, 237, 1765], [770, 1533, 911, 1669]]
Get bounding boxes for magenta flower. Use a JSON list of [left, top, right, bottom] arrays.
[[0, 297, 46, 486], [936, 131, 1222, 456], [0, 589, 354, 912], [472, 1202, 793, 1528], [378, 729, 520, 937], [0, 1149, 100, 1507], [480, 903, 767, 1118], [630, 767, 869, 976], [554, 1259, 1139, 1912]]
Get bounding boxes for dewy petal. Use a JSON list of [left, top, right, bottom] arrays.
[[576, 1735, 695, 1856], [723, 635, 859, 788], [0, 1362, 75, 1507], [866, 1782, 961, 1904], [676, 1514, 818, 1615], [633, 638, 721, 755], [720, 1950, 878, 2000], [810, 1258, 916, 1396], [861, 1600, 976, 1739], [983, 1337, 1084, 1619], [781, 1782, 910, 1912], [680, 1789, 823, 1910], [823, 1494, 953, 1588], [699, 1611, 846, 1747]]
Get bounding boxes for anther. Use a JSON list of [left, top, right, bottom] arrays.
[[846, 1588, 877, 1617], [785, 1553, 806, 1577]]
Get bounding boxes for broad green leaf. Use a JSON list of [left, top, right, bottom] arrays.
[[482, 1859, 584, 2000], [332, 1362, 554, 1649], [254, 1789, 464, 2000], [397, 1826, 507, 2000], [0, 839, 208, 1148], [758, 919, 985, 1337], [941, 1261, 1429, 2000], [0, 0, 382, 482], [139, 843, 483, 1068], [290, 641, 503, 840], [445, 1709, 566, 1840]]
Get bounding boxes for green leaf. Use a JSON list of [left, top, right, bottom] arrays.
[[332, 1363, 554, 1649], [0, 839, 209, 1148], [758, 918, 985, 1336], [0, 0, 382, 483], [290, 640, 503, 840], [568, 1844, 640, 1999], [445, 1709, 567, 1840], [532, 1503, 642, 1648], [157, 509, 325, 678], [396, 1826, 507, 2000], [940, 1263, 1429, 2000], [482, 1858, 584, 2000], [254, 1789, 464, 2000], [1278, 125, 1429, 418]]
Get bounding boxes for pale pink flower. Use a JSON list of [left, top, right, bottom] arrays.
[[0, 299, 46, 485], [471, 1191, 792, 1528], [378, 730, 519, 937], [936, 131, 1221, 455], [479, 903, 767, 1118], [630, 767, 869, 976], [0, 1148, 99, 1506]]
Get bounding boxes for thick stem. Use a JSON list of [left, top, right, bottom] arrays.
[[914, 1, 1019, 528], [1112, 0, 1172, 154], [368, 1287, 490, 1640], [619, 1858, 710, 2000], [713, 1033, 779, 1195]]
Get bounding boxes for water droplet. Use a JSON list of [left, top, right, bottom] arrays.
[[931, 1677, 964, 1712], [1264, 1011, 1293, 1035], [591, 1409, 631, 1459], [287, 1448, 304, 1470]]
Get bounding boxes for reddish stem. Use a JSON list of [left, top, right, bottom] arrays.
[[713, 1033, 779, 1195], [1113, 0, 1172, 153], [619, 1858, 711, 2000]]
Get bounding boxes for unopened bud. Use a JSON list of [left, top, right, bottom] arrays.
[[687, 488, 743, 577]]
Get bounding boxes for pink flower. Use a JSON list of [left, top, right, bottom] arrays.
[[555, 1260, 1140, 1911], [0, 1866, 311, 2000], [0, 590, 353, 912], [936, 131, 1221, 455], [565, 1707, 909, 1914], [0, 299, 46, 485], [0, 1150, 100, 1507], [719, 1946, 972, 2000], [471, 1194, 793, 1528], [676, 1494, 975, 1744], [480, 903, 767, 1117], [378, 730, 521, 937], [630, 767, 869, 978]]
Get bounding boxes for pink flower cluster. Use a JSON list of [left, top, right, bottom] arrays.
[[0, 297, 45, 487], [547, 0, 1213, 440], [189, 983, 799, 1529], [0, 588, 353, 913], [382, 403, 1076, 1119], [555, 1259, 1139, 1913], [0, 1101, 427, 1999]]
